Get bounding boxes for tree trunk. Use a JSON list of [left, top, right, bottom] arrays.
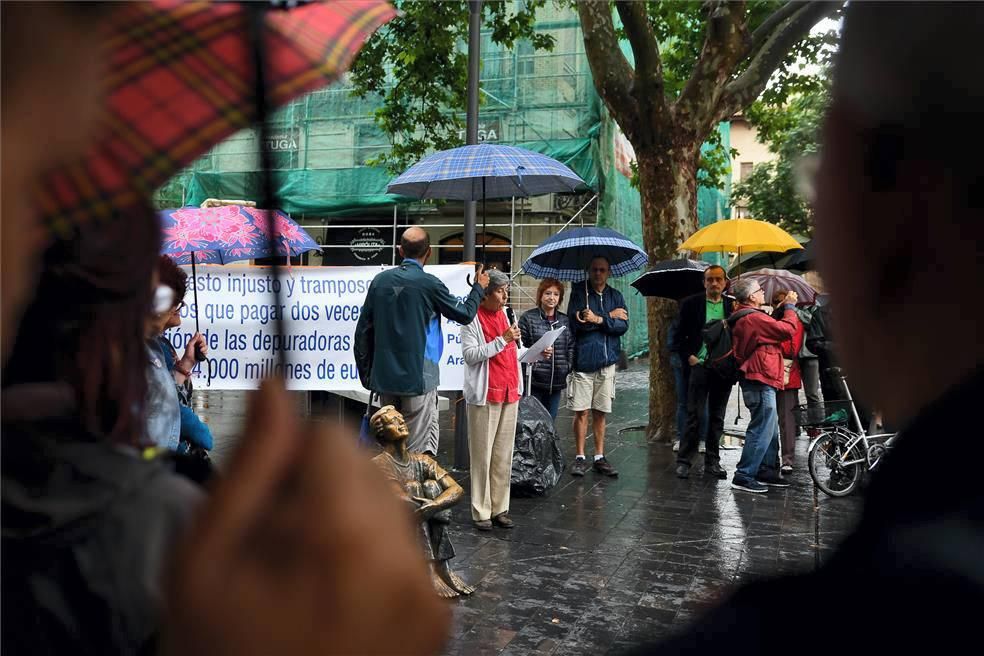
[[635, 143, 700, 442]]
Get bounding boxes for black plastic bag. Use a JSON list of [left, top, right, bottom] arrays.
[[511, 396, 565, 496]]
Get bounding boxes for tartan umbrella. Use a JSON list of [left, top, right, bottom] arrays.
[[387, 144, 585, 200], [387, 143, 587, 264], [40, 0, 397, 237]]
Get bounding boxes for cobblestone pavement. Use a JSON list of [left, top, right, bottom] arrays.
[[195, 358, 863, 655]]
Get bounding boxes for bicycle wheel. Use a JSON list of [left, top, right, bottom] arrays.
[[808, 432, 863, 497]]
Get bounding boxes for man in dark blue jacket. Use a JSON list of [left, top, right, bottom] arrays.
[[355, 227, 488, 455], [566, 256, 628, 477]]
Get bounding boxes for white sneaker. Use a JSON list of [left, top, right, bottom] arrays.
[[672, 440, 680, 452], [698, 442, 706, 454]]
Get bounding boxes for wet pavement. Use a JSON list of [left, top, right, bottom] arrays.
[[195, 358, 863, 655]]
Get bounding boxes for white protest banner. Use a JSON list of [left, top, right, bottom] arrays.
[[164, 264, 473, 391]]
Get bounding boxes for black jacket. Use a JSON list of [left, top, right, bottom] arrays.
[[629, 367, 984, 656], [518, 308, 574, 392], [805, 293, 834, 360], [670, 293, 735, 362], [1, 384, 202, 656]]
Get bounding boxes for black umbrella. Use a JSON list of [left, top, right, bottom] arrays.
[[728, 240, 814, 275], [783, 240, 814, 272], [630, 258, 709, 301]]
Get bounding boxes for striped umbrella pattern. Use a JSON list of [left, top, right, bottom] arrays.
[[522, 227, 648, 282]]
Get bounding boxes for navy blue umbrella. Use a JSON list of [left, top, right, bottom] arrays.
[[522, 227, 647, 281]]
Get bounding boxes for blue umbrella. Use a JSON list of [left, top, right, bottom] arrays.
[[522, 227, 648, 281], [387, 143, 585, 200], [388, 144, 586, 266]]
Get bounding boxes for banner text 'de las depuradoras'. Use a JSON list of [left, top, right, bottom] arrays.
[[165, 265, 472, 391]]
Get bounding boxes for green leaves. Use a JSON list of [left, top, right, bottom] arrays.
[[348, 0, 554, 173], [734, 83, 830, 236]]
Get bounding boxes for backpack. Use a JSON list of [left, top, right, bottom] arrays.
[[702, 309, 757, 382]]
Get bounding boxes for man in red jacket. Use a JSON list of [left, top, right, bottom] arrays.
[[728, 279, 799, 493]]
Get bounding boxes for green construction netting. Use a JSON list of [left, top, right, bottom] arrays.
[[157, 3, 735, 359], [181, 137, 598, 217]]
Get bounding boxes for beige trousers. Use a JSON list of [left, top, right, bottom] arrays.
[[466, 401, 518, 522]]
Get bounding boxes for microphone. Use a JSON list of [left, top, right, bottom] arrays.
[[505, 305, 516, 327]]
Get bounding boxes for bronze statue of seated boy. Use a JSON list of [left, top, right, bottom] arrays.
[[370, 405, 474, 598]]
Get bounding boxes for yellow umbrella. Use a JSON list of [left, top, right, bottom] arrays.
[[679, 219, 802, 255]]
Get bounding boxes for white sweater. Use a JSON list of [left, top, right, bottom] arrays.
[[460, 307, 524, 406]]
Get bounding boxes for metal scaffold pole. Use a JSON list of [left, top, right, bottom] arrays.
[[455, 0, 482, 471]]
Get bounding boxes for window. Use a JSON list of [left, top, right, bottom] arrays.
[[740, 162, 754, 180]]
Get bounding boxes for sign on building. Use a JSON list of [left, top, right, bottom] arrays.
[[457, 120, 501, 143]]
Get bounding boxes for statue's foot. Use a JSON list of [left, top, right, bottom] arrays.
[[430, 564, 460, 598], [437, 562, 475, 596]]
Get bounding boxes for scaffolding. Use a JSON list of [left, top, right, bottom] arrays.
[[155, 2, 731, 357]]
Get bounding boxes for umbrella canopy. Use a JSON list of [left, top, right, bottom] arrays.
[[160, 205, 320, 264], [41, 0, 396, 237], [387, 144, 586, 200], [679, 219, 802, 255], [522, 227, 648, 281], [729, 239, 814, 275], [630, 258, 710, 301], [741, 268, 817, 306]]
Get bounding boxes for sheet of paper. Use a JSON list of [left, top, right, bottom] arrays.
[[519, 325, 566, 364]]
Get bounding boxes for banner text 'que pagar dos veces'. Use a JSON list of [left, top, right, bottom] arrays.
[[165, 265, 472, 391]]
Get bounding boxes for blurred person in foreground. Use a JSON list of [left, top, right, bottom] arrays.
[[631, 3, 984, 653], [1, 3, 449, 656]]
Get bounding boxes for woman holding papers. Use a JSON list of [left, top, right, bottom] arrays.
[[461, 270, 523, 531], [519, 278, 573, 419]]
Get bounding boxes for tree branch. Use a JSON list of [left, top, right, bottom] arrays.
[[614, 1, 664, 105], [718, 1, 841, 120], [577, 0, 641, 139], [676, 1, 748, 129], [743, 1, 801, 60]]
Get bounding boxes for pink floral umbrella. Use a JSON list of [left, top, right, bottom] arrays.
[[160, 205, 319, 338], [160, 205, 318, 264]]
